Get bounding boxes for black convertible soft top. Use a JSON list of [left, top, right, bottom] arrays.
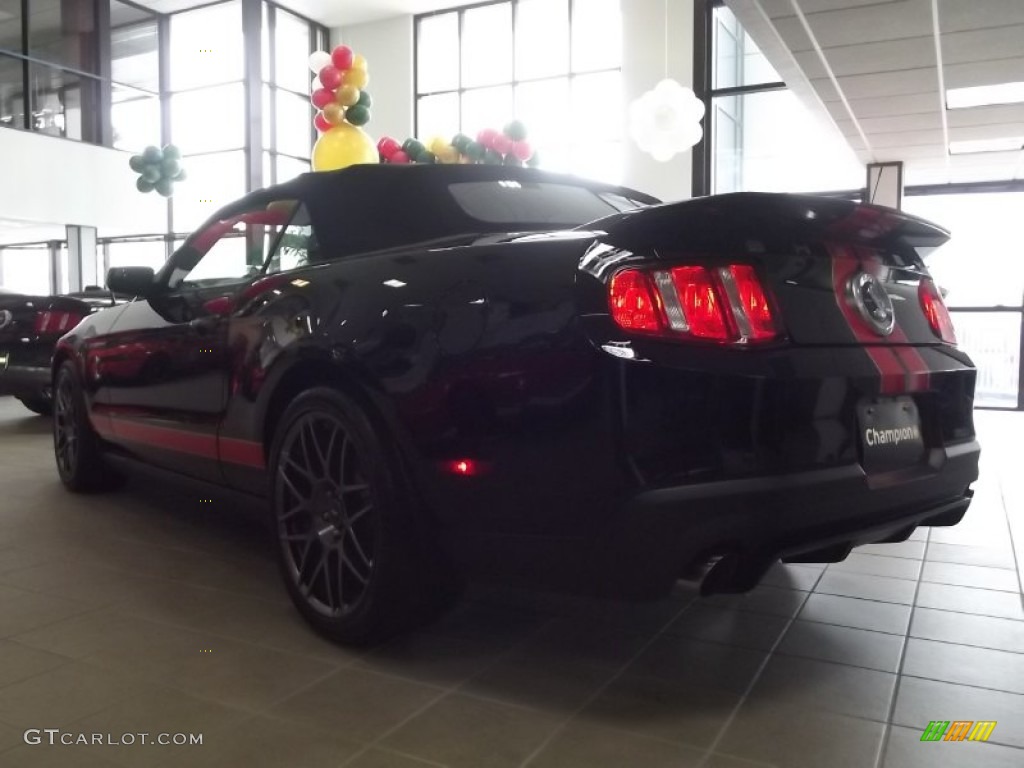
[[212, 164, 661, 257]]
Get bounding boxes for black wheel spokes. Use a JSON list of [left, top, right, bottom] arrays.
[[54, 381, 77, 474], [277, 414, 376, 618]]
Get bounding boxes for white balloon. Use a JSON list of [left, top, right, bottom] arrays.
[[311, 75, 321, 92], [308, 50, 331, 73], [628, 78, 705, 162]]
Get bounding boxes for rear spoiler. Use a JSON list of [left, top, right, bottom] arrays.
[[587, 192, 951, 254]]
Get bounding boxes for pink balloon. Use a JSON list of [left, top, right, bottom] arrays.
[[377, 136, 401, 159], [311, 88, 334, 109], [476, 128, 499, 149], [313, 113, 331, 132], [331, 45, 354, 71], [492, 133, 512, 155], [389, 150, 411, 164], [318, 65, 342, 90], [512, 140, 533, 162]]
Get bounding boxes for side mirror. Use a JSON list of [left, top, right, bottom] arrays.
[[107, 266, 156, 297]]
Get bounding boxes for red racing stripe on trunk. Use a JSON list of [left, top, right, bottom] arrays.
[[829, 243, 904, 395]]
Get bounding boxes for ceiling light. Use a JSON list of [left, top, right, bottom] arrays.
[[382, 279, 406, 288], [946, 81, 1024, 109], [949, 137, 1023, 155]]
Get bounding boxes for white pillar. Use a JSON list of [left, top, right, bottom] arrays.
[[66, 225, 100, 291]]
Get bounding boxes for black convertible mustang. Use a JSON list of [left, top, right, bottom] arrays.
[[52, 164, 979, 644]]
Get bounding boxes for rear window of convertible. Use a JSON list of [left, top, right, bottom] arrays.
[[448, 181, 647, 226]]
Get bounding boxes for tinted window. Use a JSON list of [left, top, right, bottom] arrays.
[[448, 181, 644, 227]]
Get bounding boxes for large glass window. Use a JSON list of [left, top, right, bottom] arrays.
[[701, 3, 863, 195], [415, 0, 624, 184]]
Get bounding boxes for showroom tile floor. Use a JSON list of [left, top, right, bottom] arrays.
[[0, 397, 1021, 768]]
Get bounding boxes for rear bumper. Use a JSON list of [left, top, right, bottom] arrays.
[[0, 348, 51, 399], [597, 439, 980, 598]]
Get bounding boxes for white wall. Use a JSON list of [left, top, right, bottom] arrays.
[[332, 1, 696, 201], [0, 129, 168, 244], [332, 16, 415, 143]]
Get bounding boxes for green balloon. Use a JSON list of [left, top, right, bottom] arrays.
[[162, 144, 181, 160], [417, 150, 437, 164], [465, 141, 485, 161], [356, 90, 372, 108], [136, 177, 155, 193], [142, 145, 162, 164], [174, 168, 187, 182], [155, 178, 174, 197], [527, 151, 540, 167], [505, 120, 527, 141], [402, 138, 425, 158], [452, 133, 471, 152], [128, 155, 145, 173], [346, 105, 370, 126], [141, 165, 161, 183], [483, 149, 503, 165], [161, 158, 181, 178]]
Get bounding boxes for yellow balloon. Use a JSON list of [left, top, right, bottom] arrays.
[[437, 145, 459, 164], [427, 136, 448, 154], [312, 123, 379, 172], [337, 84, 360, 107], [342, 67, 369, 89], [322, 102, 345, 125], [353, 53, 367, 71]]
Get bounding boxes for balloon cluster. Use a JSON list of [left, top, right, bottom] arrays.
[[377, 121, 539, 167], [129, 145, 185, 197], [308, 45, 372, 132]]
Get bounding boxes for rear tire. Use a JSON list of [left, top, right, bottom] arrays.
[[269, 387, 458, 645], [17, 394, 51, 416], [53, 361, 118, 492]]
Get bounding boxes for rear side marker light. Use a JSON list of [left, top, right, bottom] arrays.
[[919, 279, 957, 344], [610, 263, 779, 344]]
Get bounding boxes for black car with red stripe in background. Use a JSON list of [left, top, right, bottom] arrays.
[[0, 286, 121, 415], [50, 165, 980, 645]]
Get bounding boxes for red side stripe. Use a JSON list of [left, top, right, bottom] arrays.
[[219, 437, 266, 469], [95, 413, 264, 468], [829, 244, 904, 394]]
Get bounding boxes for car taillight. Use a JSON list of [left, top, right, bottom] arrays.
[[610, 263, 779, 344], [34, 310, 84, 335], [919, 278, 956, 344], [608, 269, 663, 332]]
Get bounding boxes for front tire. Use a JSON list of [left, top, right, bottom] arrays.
[[270, 387, 457, 645], [53, 361, 117, 492], [17, 394, 52, 416]]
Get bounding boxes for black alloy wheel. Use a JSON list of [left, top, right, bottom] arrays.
[[270, 387, 458, 645], [53, 360, 117, 492]]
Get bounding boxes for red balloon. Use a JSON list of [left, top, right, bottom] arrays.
[[318, 65, 342, 90], [492, 133, 513, 155], [512, 140, 533, 162], [377, 136, 401, 159], [389, 150, 410, 164], [331, 45, 354, 71], [477, 128, 499, 149], [313, 112, 332, 132], [311, 88, 334, 109]]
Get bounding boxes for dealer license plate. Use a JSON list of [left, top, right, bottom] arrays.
[[858, 396, 926, 473]]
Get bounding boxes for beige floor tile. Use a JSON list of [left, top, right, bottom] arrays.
[[910, 607, 1024, 654], [267, 666, 443, 743], [0, 744, 124, 768], [461, 651, 616, 714], [777, 620, 905, 673], [920, 561, 1021, 592], [625, 636, 769, 696], [0, 547, 67, 575], [698, 585, 809, 618], [505, 617, 651, 670], [179, 714, 362, 768], [0, 662, 149, 729], [914, 581, 1024, 621], [798, 593, 912, 635], [345, 748, 446, 767], [856, 540, 927, 560], [0, 719, 22, 752], [666, 605, 790, 650], [0, 639, 68, 688], [0, 588, 95, 639], [704, 754, 777, 768], [382, 693, 561, 768], [579, 674, 741, 749], [716, 702, 886, 768], [527, 722, 704, 768], [827, 552, 923, 580], [746, 654, 896, 722], [760, 564, 822, 592], [903, 638, 1024, 695], [882, 725, 1024, 767], [925, 542, 1016, 570], [815, 570, 918, 604], [892, 676, 1024, 749]]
